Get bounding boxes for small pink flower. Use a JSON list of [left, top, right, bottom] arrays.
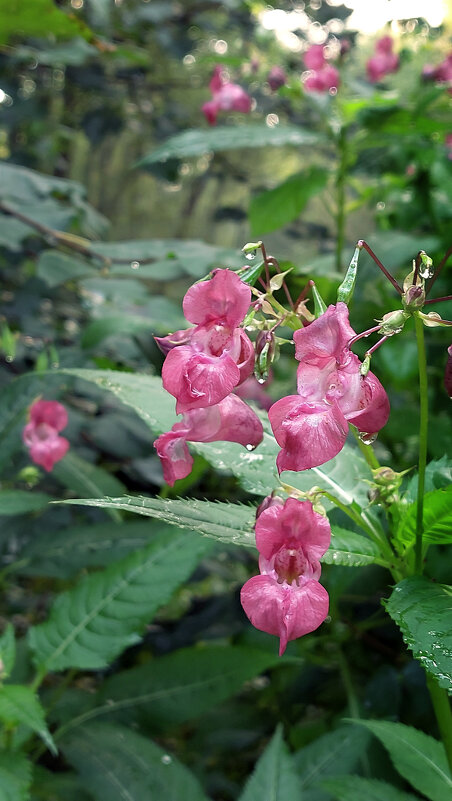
[[267, 66, 287, 91], [234, 375, 273, 411], [202, 65, 252, 126], [241, 498, 330, 655], [445, 345, 452, 398], [23, 400, 69, 472], [154, 394, 263, 486], [161, 270, 254, 414], [268, 304, 389, 471], [303, 45, 340, 94], [446, 134, 452, 160], [366, 36, 399, 83], [304, 45, 326, 71]]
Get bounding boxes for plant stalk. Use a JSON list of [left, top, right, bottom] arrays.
[[414, 313, 428, 575], [426, 674, 452, 774]]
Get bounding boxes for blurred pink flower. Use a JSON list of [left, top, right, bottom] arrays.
[[234, 375, 273, 411], [161, 270, 254, 414], [304, 45, 326, 71], [366, 36, 399, 82], [446, 134, 452, 160], [267, 66, 287, 91], [268, 304, 389, 471], [23, 399, 69, 472], [445, 345, 452, 398], [303, 45, 339, 94], [240, 498, 330, 655], [202, 65, 252, 125], [154, 394, 263, 486]]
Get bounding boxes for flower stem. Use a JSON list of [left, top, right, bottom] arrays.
[[414, 313, 428, 575], [426, 674, 452, 774]]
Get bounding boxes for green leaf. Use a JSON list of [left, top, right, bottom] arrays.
[[137, 125, 323, 170], [396, 486, 452, 545], [36, 250, 96, 287], [0, 624, 16, 677], [64, 645, 281, 732], [81, 301, 185, 347], [404, 456, 452, 503], [52, 451, 126, 523], [28, 529, 212, 673], [1, 0, 91, 45], [19, 520, 173, 578], [0, 752, 32, 801], [0, 491, 51, 517], [293, 725, 371, 801], [385, 577, 452, 692], [0, 685, 56, 754], [60, 496, 256, 548], [61, 723, 210, 801], [324, 528, 382, 567], [249, 167, 329, 237], [322, 776, 419, 801], [31, 767, 91, 801], [238, 726, 302, 801], [351, 720, 452, 801]]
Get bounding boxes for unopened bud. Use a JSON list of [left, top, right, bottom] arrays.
[[255, 331, 276, 383], [256, 493, 284, 520], [403, 284, 425, 311], [378, 309, 409, 336], [445, 345, 452, 398]]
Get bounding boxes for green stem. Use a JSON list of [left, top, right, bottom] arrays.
[[414, 313, 428, 575], [335, 127, 348, 273], [426, 674, 452, 774]]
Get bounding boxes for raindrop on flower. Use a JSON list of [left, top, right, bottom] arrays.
[[359, 432, 378, 445], [161, 755, 172, 765], [130, 260, 140, 270], [419, 264, 434, 279], [246, 443, 257, 451], [257, 377, 266, 384], [246, 251, 256, 261]]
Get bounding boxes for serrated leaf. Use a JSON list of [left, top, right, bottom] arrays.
[[396, 487, 452, 545], [0, 752, 32, 801], [404, 456, 452, 503], [385, 577, 452, 692], [351, 720, 452, 801], [28, 529, 212, 672], [137, 125, 322, 169], [0, 685, 56, 754], [0, 491, 51, 517], [52, 451, 125, 523], [249, 167, 329, 237], [239, 726, 302, 801], [61, 723, 209, 801], [0, 624, 15, 676], [322, 776, 419, 801], [293, 725, 371, 800], [324, 528, 382, 567]]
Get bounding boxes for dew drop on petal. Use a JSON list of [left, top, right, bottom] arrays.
[[359, 432, 378, 445], [246, 443, 257, 451], [130, 261, 140, 270]]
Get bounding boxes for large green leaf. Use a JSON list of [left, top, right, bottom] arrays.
[[0, 491, 51, 517], [61, 723, 210, 801], [19, 520, 171, 578], [0, 685, 56, 754], [249, 167, 329, 237], [0, 624, 16, 677], [323, 528, 382, 567], [0, 752, 32, 801], [385, 577, 452, 692], [396, 487, 452, 545], [55, 645, 281, 735], [322, 776, 419, 801], [2, 0, 91, 45], [404, 456, 452, 503], [238, 726, 302, 801], [28, 529, 212, 672], [293, 725, 371, 801], [352, 720, 452, 801], [37, 250, 96, 287], [137, 125, 323, 169]]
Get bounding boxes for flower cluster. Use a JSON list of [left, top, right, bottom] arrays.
[[202, 65, 252, 126], [155, 269, 263, 485], [423, 52, 452, 89], [268, 304, 390, 472], [366, 36, 399, 83], [23, 400, 69, 472], [303, 44, 339, 94], [241, 497, 331, 655]]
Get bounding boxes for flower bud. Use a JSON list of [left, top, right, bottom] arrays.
[[445, 345, 452, 398], [403, 284, 425, 311], [378, 309, 409, 336], [256, 493, 284, 520], [255, 331, 276, 383]]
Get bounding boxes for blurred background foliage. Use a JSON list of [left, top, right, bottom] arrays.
[[0, 2, 452, 800]]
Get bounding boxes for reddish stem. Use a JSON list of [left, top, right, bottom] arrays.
[[424, 295, 452, 305], [294, 279, 315, 310], [348, 324, 382, 349], [365, 335, 388, 356], [261, 243, 295, 309], [359, 240, 403, 295]]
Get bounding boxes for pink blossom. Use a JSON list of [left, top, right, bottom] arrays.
[[23, 400, 69, 472], [267, 66, 287, 91], [240, 498, 330, 655], [303, 45, 340, 94], [446, 134, 452, 160], [202, 65, 252, 126], [154, 394, 263, 486], [268, 304, 390, 471], [304, 45, 326, 72], [366, 36, 399, 82], [234, 375, 273, 411], [161, 270, 254, 414], [445, 345, 452, 398]]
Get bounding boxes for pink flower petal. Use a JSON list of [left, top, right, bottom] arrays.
[[293, 303, 356, 365], [255, 498, 331, 563], [183, 270, 251, 329], [202, 100, 219, 125], [304, 44, 326, 71], [29, 435, 69, 472], [346, 370, 390, 435], [29, 400, 68, 432], [162, 346, 241, 413], [154, 328, 193, 356], [154, 432, 193, 486]]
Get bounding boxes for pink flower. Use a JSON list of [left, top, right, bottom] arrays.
[[23, 400, 69, 472], [240, 498, 330, 655], [268, 304, 389, 471], [202, 65, 252, 126], [446, 134, 452, 160], [304, 45, 326, 71], [154, 394, 263, 486], [161, 270, 254, 414], [234, 375, 273, 411], [267, 66, 287, 91], [445, 345, 452, 398], [366, 36, 399, 83], [303, 45, 340, 94]]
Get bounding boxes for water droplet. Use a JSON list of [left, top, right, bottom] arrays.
[[130, 261, 140, 270], [246, 251, 256, 261], [5, 355, 13, 363], [246, 443, 256, 451], [419, 264, 434, 279], [161, 754, 172, 765], [359, 432, 377, 445]]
